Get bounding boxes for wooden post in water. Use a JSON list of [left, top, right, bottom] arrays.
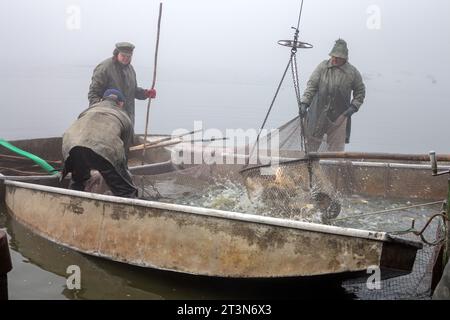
[[433, 177, 450, 295], [445, 178, 450, 267], [0, 230, 12, 300]]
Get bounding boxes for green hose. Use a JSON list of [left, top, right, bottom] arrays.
[[0, 139, 59, 175]]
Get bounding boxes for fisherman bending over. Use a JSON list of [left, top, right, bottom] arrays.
[[62, 89, 138, 198], [300, 39, 366, 152]]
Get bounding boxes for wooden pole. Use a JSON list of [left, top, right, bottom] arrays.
[[132, 129, 201, 152], [307, 152, 450, 162], [240, 152, 450, 174], [142, 2, 163, 165]]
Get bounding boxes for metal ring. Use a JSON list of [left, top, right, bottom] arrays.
[[278, 40, 313, 49]]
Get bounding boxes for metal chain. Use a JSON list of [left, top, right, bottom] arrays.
[[291, 54, 302, 108], [290, 53, 303, 152], [290, 50, 309, 156]]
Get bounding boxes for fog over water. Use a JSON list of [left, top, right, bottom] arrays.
[[1, 0, 449, 300], [1, 0, 449, 153]]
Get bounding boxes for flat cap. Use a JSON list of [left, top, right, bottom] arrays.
[[115, 42, 135, 55]]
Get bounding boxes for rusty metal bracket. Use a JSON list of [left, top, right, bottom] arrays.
[[389, 213, 448, 246]]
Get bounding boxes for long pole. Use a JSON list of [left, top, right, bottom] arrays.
[[142, 2, 163, 165], [240, 152, 450, 174], [306, 152, 450, 162]]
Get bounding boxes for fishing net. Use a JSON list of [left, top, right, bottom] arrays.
[[228, 113, 347, 224], [131, 150, 447, 300], [76, 121, 447, 300], [133, 156, 342, 224], [258, 115, 340, 155], [240, 160, 342, 223], [341, 214, 446, 300]]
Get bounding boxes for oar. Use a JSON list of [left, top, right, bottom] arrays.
[[0, 139, 59, 175]]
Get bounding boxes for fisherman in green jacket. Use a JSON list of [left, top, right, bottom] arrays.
[[300, 39, 366, 152], [62, 89, 138, 198], [88, 42, 156, 126]]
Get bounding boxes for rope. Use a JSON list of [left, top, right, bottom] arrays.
[[331, 201, 444, 222], [296, 0, 305, 31], [142, 2, 163, 166], [244, 0, 306, 169], [245, 56, 292, 167], [242, 0, 308, 170]]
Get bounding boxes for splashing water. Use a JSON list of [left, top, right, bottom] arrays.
[[145, 176, 443, 233]]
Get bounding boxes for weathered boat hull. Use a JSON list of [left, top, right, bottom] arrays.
[[4, 180, 420, 279], [3, 138, 445, 279]]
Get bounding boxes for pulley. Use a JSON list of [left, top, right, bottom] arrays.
[[278, 40, 313, 49]]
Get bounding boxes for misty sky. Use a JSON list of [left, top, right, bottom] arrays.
[[2, 0, 450, 76], [0, 0, 449, 152]]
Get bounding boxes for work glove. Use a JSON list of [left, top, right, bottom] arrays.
[[299, 103, 309, 118], [344, 104, 358, 117], [144, 88, 157, 99]]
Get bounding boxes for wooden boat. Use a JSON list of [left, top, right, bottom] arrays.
[[3, 136, 449, 279], [3, 212, 353, 299], [3, 179, 422, 279]]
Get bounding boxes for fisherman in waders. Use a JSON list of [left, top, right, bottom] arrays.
[[299, 39, 366, 152], [88, 42, 156, 127], [62, 89, 138, 198]]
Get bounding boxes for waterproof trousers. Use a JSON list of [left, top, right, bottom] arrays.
[[307, 116, 347, 152], [65, 146, 137, 198]]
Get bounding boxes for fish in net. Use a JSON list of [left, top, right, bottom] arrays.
[[240, 160, 342, 223], [131, 157, 342, 224]]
